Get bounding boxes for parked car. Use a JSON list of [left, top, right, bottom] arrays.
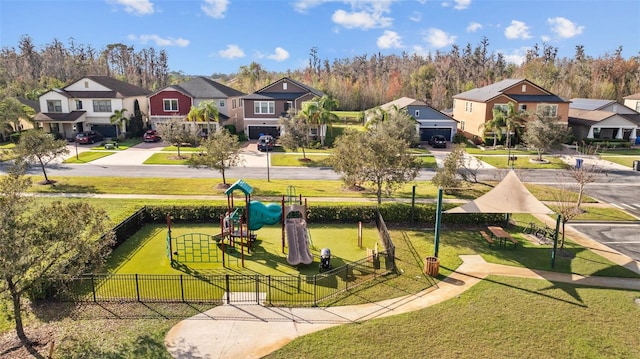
[[257, 135, 275, 152], [143, 130, 162, 142], [75, 131, 104, 144], [429, 135, 447, 148]]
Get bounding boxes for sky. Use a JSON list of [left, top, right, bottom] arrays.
[[1, 0, 639, 76]]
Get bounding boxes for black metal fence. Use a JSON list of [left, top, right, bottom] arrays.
[[56, 254, 390, 306], [52, 207, 399, 306]]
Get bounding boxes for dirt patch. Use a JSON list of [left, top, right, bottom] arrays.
[[344, 185, 365, 192], [214, 183, 231, 190], [0, 325, 58, 359]]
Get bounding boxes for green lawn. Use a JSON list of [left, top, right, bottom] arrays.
[[63, 151, 114, 163], [600, 155, 640, 168], [266, 276, 640, 359], [270, 154, 332, 167], [160, 145, 203, 152], [476, 155, 569, 169], [106, 223, 379, 277], [143, 152, 191, 164]]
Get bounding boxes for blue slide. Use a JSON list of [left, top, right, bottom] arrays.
[[247, 200, 282, 231]]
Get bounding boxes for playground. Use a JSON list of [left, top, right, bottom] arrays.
[[105, 179, 381, 278]]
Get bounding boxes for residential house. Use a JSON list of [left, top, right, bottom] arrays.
[[242, 77, 324, 139], [623, 92, 640, 113], [568, 98, 639, 144], [34, 76, 151, 139], [148, 76, 245, 133], [451, 79, 570, 141], [379, 97, 458, 142]]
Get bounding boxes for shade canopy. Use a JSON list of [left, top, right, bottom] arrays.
[[445, 170, 554, 214]]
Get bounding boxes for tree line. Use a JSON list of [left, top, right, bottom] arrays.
[[1, 35, 639, 111]]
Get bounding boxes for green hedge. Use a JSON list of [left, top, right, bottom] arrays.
[[143, 203, 502, 225]]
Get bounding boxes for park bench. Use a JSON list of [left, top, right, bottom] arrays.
[[480, 230, 495, 246]]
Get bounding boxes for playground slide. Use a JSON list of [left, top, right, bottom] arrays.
[[285, 218, 313, 265], [248, 200, 282, 231]]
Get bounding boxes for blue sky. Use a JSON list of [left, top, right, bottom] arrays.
[[1, 0, 638, 76]]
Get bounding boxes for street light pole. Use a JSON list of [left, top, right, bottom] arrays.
[[266, 146, 270, 182]]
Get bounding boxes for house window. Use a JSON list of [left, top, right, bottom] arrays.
[[283, 82, 287, 90], [460, 121, 465, 131], [635, 102, 640, 112], [493, 104, 509, 115], [538, 103, 558, 118], [522, 84, 526, 92], [519, 104, 527, 112], [219, 99, 225, 107], [163, 99, 178, 112], [232, 99, 237, 109], [254, 101, 274, 114], [93, 100, 112, 112], [84, 81, 89, 88], [47, 100, 62, 112], [465, 102, 473, 113], [593, 128, 601, 139], [76, 100, 83, 110], [415, 110, 420, 118]]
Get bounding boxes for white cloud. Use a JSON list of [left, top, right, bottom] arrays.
[[293, 0, 329, 13], [412, 45, 431, 57], [409, 11, 422, 22], [128, 34, 189, 47], [499, 47, 529, 65], [331, 0, 394, 29], [424, 28, 456, 48], [112, 0, 154, 15], [377, 30, 403, 49], [453, 0, 471, 10], [505, 20, 532, 40], [201, 0, 229, 19], [547, 17, 584, 38], [467, 21, 482, 32], [266, 47, 290, 61], [218, 44, 244, 59], [332, 9, 392, 29], [541, 35, 551, 42]]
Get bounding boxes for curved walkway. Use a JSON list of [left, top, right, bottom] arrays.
[[164, 254, 640, 359]]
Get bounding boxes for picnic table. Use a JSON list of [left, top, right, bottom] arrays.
[[487, 226, 518, 249]]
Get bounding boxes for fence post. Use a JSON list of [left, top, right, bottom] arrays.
[[345, 265, 349, 291], [180, 275, 185, 302], [313, 275, 317, 307], [91, 274, 96, 302], [297, 274, 301, 293], [225, 274, 230, 304], [135, 274, 140, 302], [268, 275, 272, 306], [255, 274, 260, 304]]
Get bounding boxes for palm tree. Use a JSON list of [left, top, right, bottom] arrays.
[[502, 102, 528, 148], [187, 101, 219, 137], [109, 109, 128, 138], [479, 110, 504, 148]]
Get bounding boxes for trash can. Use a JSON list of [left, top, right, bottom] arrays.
[[424, 256, 440, 277], [634, 160, 640, 171], [575, 158, 583, 169]]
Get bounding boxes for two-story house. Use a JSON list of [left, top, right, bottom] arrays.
[[34, 76, 151, 139], [242, 77, 324, 139], [624, 92, 640, 113], [379, 97, 458, 142], [568, 98, 639, 144], [148, 76, 245, 132], [451, 79, 570, 140]]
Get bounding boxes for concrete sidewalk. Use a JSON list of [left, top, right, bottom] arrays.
[[164, 255, 640, 359]]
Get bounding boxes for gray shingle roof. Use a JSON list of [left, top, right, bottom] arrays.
[[84, 76, 151, 96], [253, 77, 324, 98], [452, 78, 524, 101], [34, 111, 85, 122], [169, 76, 245, 98], [569, 98, 616, 110]]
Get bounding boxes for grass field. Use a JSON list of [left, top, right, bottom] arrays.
[[106, 223, 379, 277], [63, 151, 114, 163]]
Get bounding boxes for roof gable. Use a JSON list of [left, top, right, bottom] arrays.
[[171, 76, 245, 99], [453, 78, 566, 103], [62, 76, 151, 98], [255, 77, 323, 97]]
